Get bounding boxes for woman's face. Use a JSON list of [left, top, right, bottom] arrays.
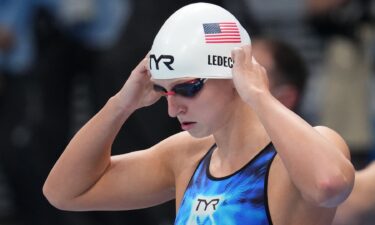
[[152, 78, 238, 138]]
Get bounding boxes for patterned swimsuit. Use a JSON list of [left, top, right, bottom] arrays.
[[175, 143, 277, 225]]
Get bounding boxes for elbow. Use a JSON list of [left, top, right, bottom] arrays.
[[315, 176, 354, 208], [305, 165, 355, 207], [42, 185, 64, 210], [43, 183, 75, 211]]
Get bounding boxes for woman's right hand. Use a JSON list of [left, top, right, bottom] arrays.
[[116, 55, 162, 111]]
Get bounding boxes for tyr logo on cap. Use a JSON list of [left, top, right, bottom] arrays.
[[150, 54, 174, 70]]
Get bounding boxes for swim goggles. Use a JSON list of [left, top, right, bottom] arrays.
[[153, 78, 207, 97]]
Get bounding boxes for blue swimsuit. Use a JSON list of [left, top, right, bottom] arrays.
[[175, 143, 277, 225]]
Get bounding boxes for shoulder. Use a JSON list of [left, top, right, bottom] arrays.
[[153, 131, 214, 154], [151, 131, 215, 176]]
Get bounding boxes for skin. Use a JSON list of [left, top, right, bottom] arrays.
[[252, 39, 375, 225], [251, 40, 300, 110], [43, 45, 355, 225], [332, 162, 375, 225]]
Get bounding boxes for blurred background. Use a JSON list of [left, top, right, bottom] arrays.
[[0, 0, 374, 224]]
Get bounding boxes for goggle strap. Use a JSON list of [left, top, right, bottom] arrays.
[[165, 91, 176, 96]]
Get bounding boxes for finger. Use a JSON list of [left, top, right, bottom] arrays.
[[231, 47, 246, 68], [144, 57, 150, 71], [242, 44, 253, 63], [252, 56, 259, 64], [145, 50, 151, 63], [139, 57, 150, 74], [146, 68, 152, 77]]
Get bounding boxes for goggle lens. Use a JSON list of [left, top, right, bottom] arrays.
[[153, 79, 207, 98]]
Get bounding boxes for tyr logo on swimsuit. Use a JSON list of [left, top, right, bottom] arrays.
[[194, 196, 221, 214]]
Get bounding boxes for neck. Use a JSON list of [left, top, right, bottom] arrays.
[[213, 100, 270, 159]]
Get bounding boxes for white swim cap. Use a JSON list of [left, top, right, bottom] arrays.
[[149, 3, 251, 79]]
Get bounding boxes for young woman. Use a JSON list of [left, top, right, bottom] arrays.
[[43, 3, 354, 225]]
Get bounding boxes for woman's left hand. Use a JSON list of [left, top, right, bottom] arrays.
[[231, 45, 270, 106]]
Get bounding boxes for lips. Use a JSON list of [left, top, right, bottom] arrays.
[[180, 121, 196, 130]]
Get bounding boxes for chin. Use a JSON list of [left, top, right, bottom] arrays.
[[187, 129, 212, 139]]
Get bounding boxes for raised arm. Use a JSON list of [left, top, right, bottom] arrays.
[[231, 45, 355, 208], [43, 57, 175, 211]]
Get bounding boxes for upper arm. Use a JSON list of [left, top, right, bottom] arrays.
[[314, 126, 351, 160], [68, 134, 181, 211], [66, 131, 213, 211]]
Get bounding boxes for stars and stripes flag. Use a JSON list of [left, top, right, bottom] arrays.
[[203, 22, 241, 44]]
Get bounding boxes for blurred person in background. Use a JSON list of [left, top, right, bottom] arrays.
[[251, 37, 308, 115]]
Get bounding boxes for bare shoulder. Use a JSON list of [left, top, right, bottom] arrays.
[[314, 126, 350, 159], [152, 131, 215, 175], [152, 132, 215, 207]]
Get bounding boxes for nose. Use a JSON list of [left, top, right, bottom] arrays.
[[167, 96, 186, 117]]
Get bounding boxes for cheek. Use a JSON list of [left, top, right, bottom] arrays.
[[195, 85, 237, 127]]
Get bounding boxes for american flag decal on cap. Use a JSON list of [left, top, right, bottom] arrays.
[[203, 22, 241, 44]]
